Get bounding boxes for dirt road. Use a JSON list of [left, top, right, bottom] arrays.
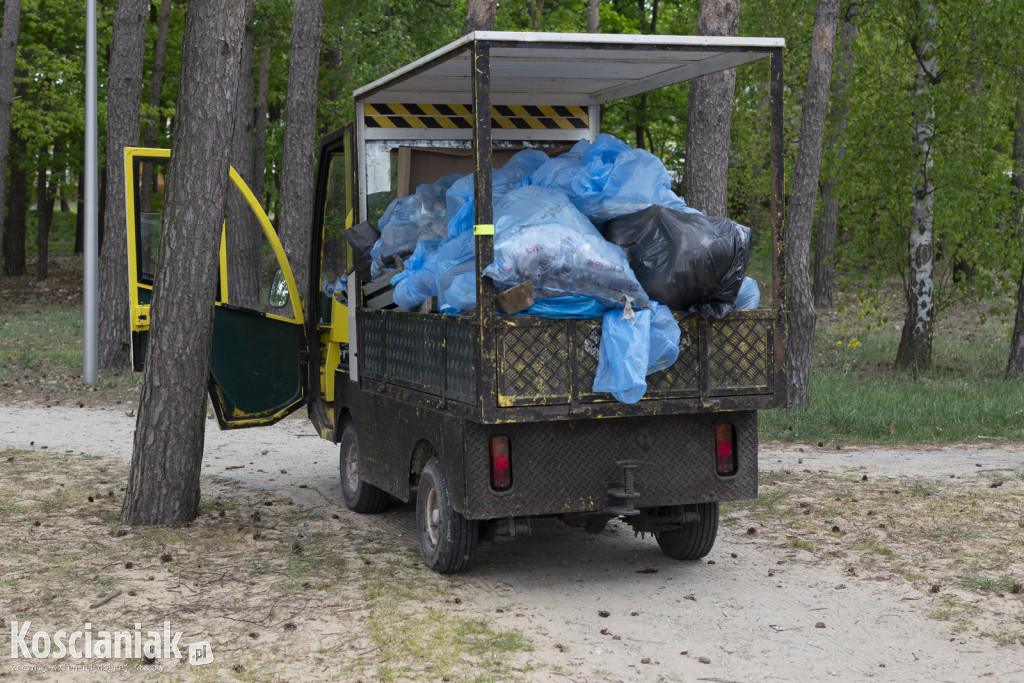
[[3, 403, 1023, 681]]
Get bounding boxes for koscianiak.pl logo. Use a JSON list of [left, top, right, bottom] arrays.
[[9, 621, 214, 667]]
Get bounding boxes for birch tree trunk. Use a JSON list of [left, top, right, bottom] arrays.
[[277, 0, 324, 299], [1006, 94, 1024, 379], [895, 3, 938, 374], [97, 0, 148, 370], [122, 0, 248, 526], [786, 0, 840, 410], [812, 0, 859, 309], [683, 0, 739, 217]]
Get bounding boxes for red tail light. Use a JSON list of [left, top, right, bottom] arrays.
[[715, 424, 736, 476], [490, 436, 512, 491]]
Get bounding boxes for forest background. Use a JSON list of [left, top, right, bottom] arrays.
[[1, 0, 1022, 441]]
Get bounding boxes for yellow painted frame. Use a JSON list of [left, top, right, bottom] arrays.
[[123, 147, 304, 335]]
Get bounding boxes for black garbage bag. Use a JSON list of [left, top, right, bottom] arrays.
[[345, 221, 379, 282], [601, 205, 751, 318]]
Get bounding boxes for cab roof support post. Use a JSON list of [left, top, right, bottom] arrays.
[[472, 38, 498, 420]]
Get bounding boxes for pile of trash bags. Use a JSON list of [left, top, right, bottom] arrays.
[[356, 133, 761, 403]]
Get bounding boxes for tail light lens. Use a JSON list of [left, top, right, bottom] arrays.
[[490, 436, 512, 491], [715, 423, 736, 476]]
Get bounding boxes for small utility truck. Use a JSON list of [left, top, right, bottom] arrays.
[[124, 31, 786, 574]]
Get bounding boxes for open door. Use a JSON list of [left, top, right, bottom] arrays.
[[124, 147, 307, 429]]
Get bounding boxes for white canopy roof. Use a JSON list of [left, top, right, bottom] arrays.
[[355, 31, 784, 107]]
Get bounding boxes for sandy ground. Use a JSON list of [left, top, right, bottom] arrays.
[[3, 403, 1024, 681]]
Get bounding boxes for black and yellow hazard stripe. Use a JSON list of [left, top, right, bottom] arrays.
[[364, 103, 588, 130]]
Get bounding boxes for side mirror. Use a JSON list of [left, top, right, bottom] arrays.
[[268, 268, 290, 309]]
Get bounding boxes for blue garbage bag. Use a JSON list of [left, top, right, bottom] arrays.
[[445, 149, 549, 238], [483, 186, 649, 307], [519, 296, 609, 319], [373, 173, 462, 275], [734, 276, 761, 309], [591, 302, 681, 404], [647, 303, 681, 374], [592, 307, 651, 404]]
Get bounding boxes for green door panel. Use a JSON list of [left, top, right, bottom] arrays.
[[208, 306, 306, 429]]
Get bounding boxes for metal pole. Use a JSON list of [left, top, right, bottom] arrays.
[[83, 0, 98, 383]]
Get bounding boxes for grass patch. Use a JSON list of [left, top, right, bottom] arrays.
[[760, 306, 1023, 444]]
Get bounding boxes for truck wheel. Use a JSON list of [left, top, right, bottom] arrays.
[[416, 458, 478, 574], [655, 502, 719, 560], [339, 424, 389, 513]]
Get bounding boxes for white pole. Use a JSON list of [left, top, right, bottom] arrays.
[[83, 0, 98, 383]]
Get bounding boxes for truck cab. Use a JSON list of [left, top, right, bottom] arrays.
[[125, 31, 786, 574]]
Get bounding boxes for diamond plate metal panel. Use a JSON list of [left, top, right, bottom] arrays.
[[708, 319, 772, 394], [645, 314, 700, 398], [462, 411, 758, 519], [497, 324, 570, 406], [445, 318, 478, 405], [386, 311, 445, 395], [360, 310, 386, 379]]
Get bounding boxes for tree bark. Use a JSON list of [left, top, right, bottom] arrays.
[[278, 0, 324, 298], [252, 38, 271, 206], [0, 0, 20, 241], [2, 130, 27, 276], [97, 0, 148, 371], [895, 3, 938, 374], [1006, 94, 1024, 379], [140, 0, 174, 214], [35, 146, 58, 281], [587, 0, 600, 33], [683, 0, 740, 218], [786, 0, 840, 410], [122, 0, 248, 527], [812, 0, 859, 309], [463, 0, 497, 34], [225, 3, 262, 308]]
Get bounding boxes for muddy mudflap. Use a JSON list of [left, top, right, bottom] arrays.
[[461, 411, 758, 520]]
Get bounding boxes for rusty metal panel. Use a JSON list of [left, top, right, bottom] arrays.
[[707, 318, 773, 395], [496, 323, 571, 406], [462, 411, 758, 519]]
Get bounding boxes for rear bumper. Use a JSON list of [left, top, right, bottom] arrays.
[[461, 411, 758, 519]]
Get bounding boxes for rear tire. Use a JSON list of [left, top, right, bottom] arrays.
[[339, 424, 389, 513], [416, 458, 478, 574], [655, 502, 719, 560]]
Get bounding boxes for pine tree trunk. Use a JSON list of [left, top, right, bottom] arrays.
[[463, 0, 497, 34], [252, 39, 271, 206], [140, 0, 174, 214], [786, 0, 840, 410], [122, 0, 249, 527], [225, 4, 262, 308], [683, 0, 740, 218], [1006, 95, 1024, 379], [812, 1, 858, 309], [895, 3, 938, 374], [587, 0, 600, 33], [0, 0, 21, 240], [2, 130, 27, 276], [278, 0, 324, 298], [97, 0, 148, 371]]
